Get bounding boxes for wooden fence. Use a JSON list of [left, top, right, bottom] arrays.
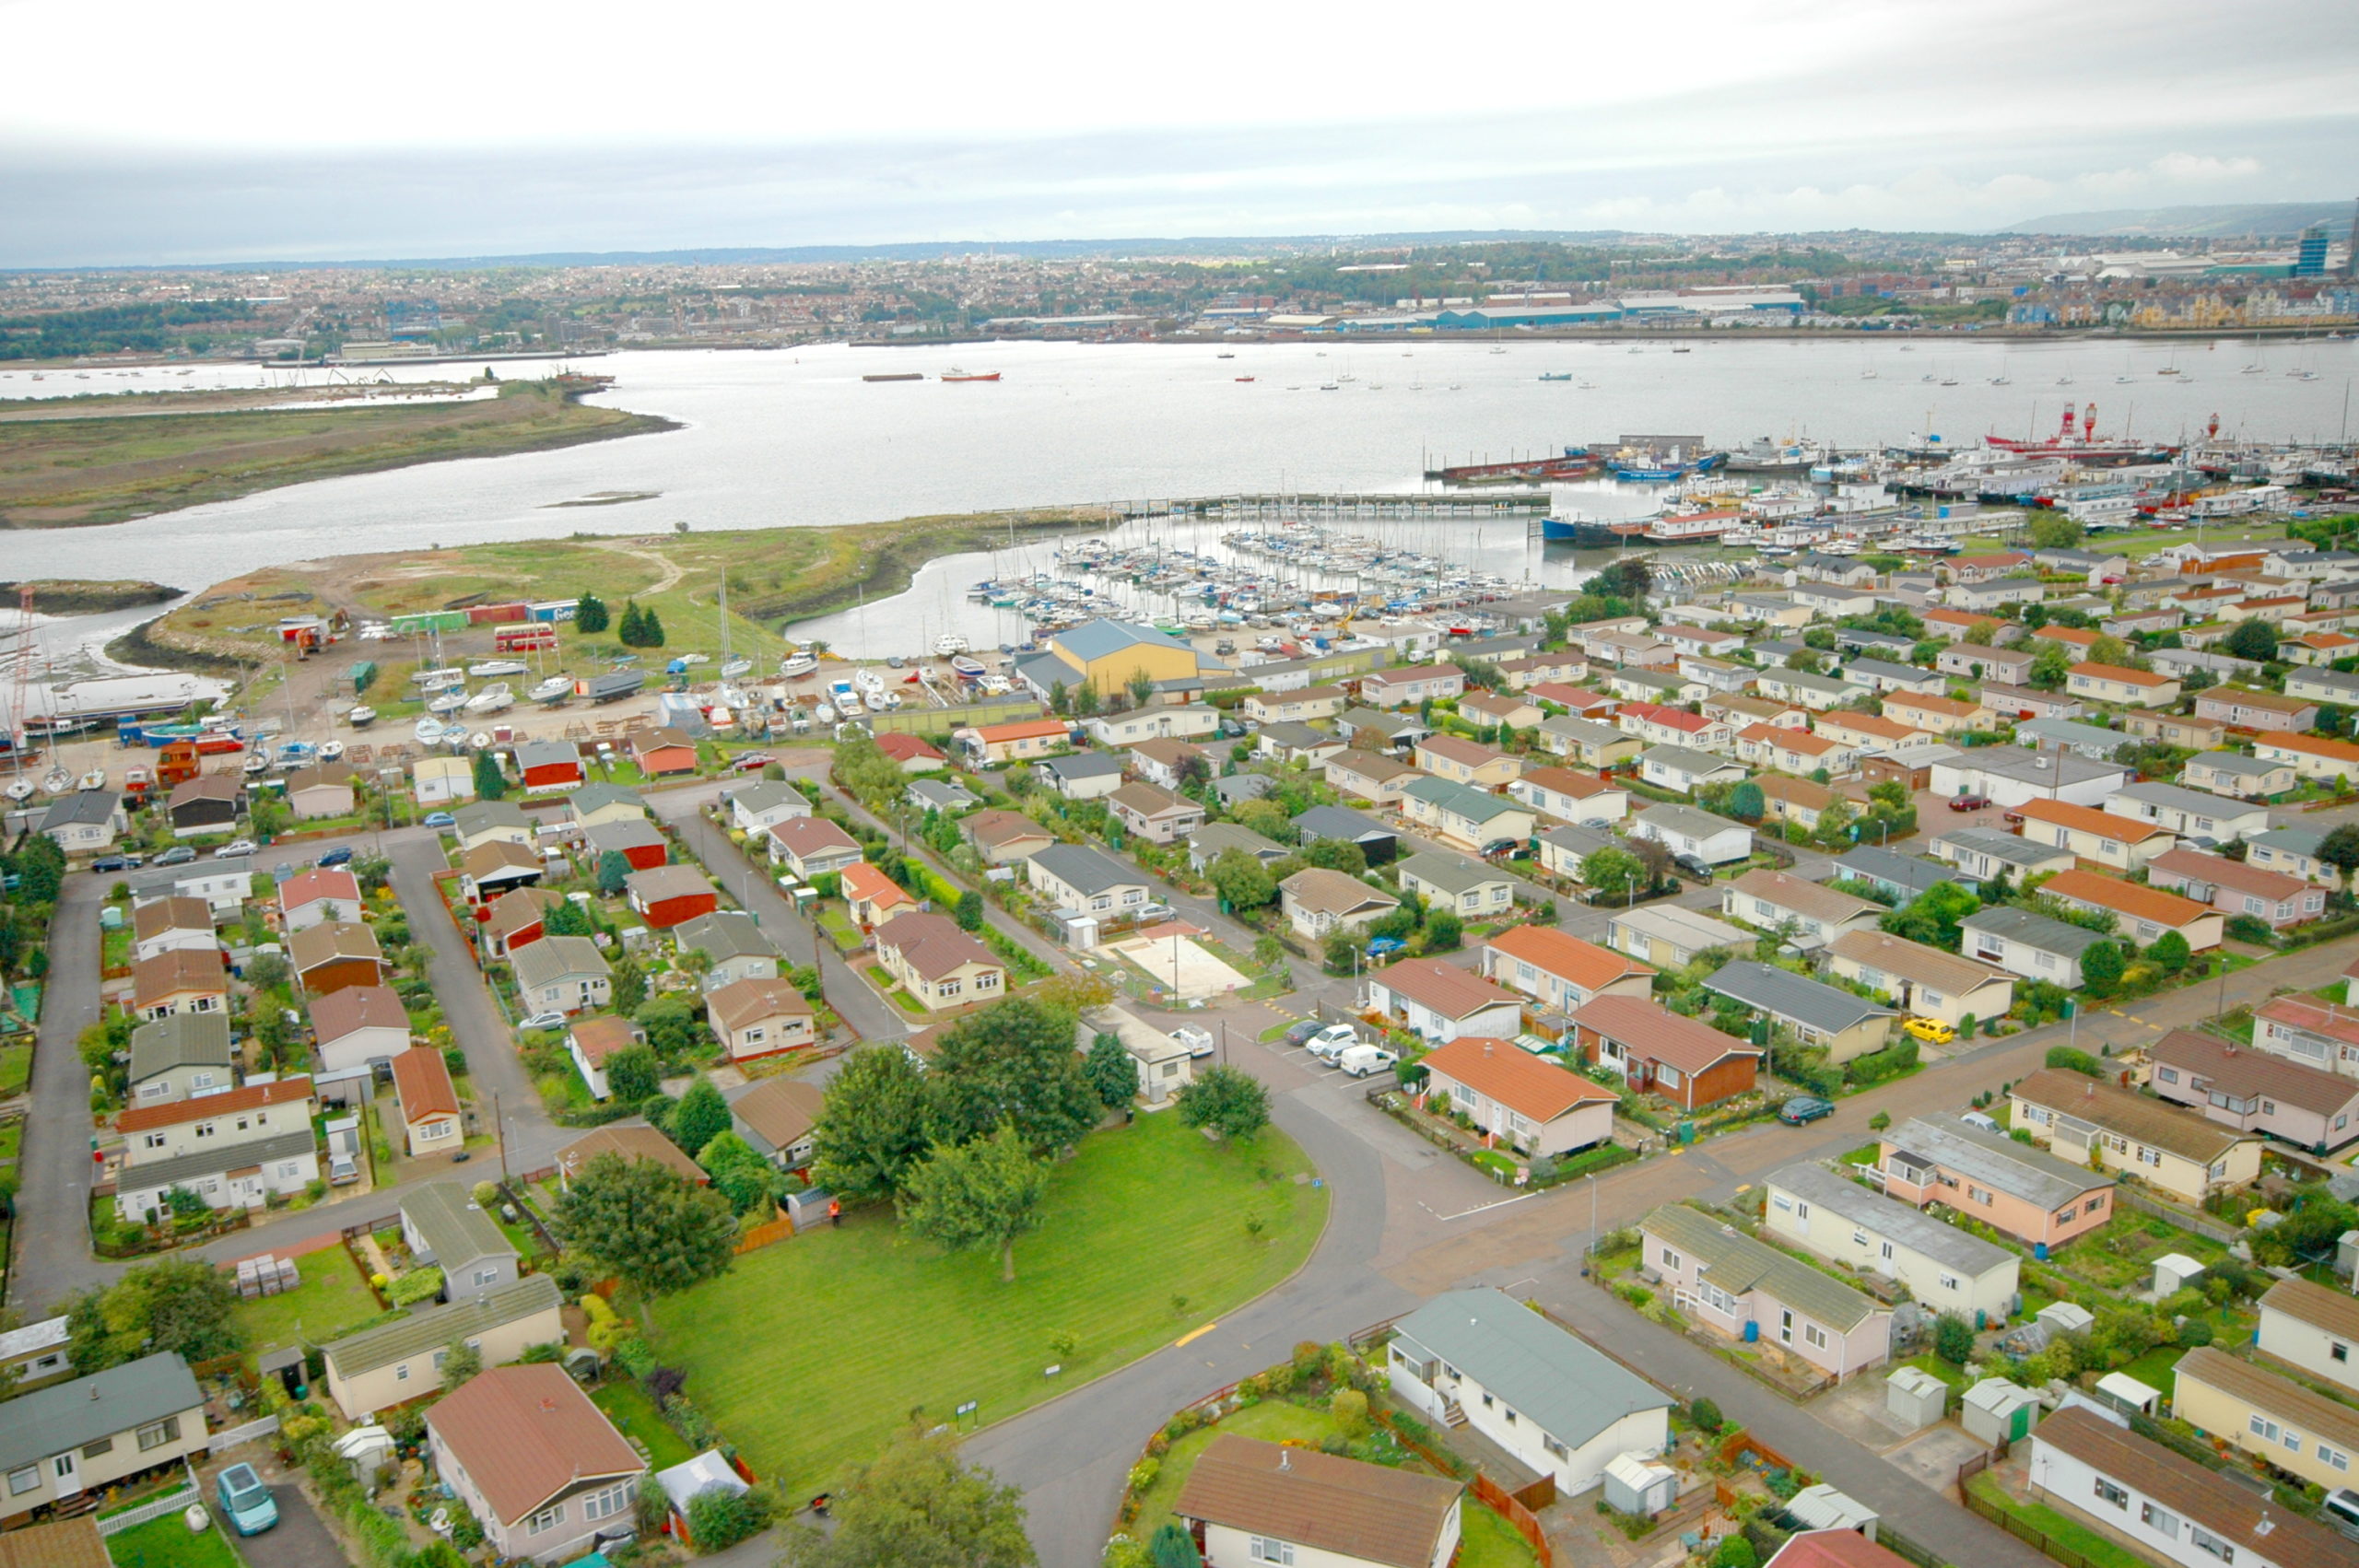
[[1962, 1484, 2111, 1568], [734, 1213, 796, 1254], [2112, 1188, 2240, 1245], [1473, 1472, 1555, 1567]]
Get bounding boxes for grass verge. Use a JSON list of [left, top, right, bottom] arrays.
[[650, 1108, 1327, 1497]]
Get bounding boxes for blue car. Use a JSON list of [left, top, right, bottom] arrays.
[[422, 812, 456, 829], [1365, 936, 1407, 961], [315, 846, 355, 868], [215, 1463, 278, 1536]]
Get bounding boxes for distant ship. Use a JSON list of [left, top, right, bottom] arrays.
[[941, 369, 1001, 382], [863, 372, 923, 383]]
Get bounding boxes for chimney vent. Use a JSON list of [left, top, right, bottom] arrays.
[[1279, 1451, 1291, 1472]]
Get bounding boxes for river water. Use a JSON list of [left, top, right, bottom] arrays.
[[5, 335, 2354, 664]]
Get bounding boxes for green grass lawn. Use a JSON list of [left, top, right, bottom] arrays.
[[1966, 1472, 2148, 1568], [651, 1109, 1328, 1496], [0, 1118, 21, 1164], [593, 1379, 698, 1472], [0, 1045, 29, 1098], [2116, 1342, 2189, 1393], [1457, 1502, 1542, 1568], [1898, 1352, 1969, 1395], [230, 1254, 383, 1355], [105, 1511, 246, 1568]]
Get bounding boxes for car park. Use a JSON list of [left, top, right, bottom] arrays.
[[154, 845, 196, 866], [1778, 1095, 1836, 1126], [423, 812, 456, 829], [1902, 1016, 1956, 1046], [1338, 1043, 1399, 1079], [1946, 792, 1989, 812], [517, 1012, 568, 1033], [316, 846, 355, 868], [216, 1463, 278, 1536], [1171, 1025, 1215, 1059], [215, 838, 256, 858], [1306, 1024, 1360, 1062]]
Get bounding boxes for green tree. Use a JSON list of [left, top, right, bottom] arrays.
[[698, 1130, 785, 1215], [1297, 837, 1366, 875], [4, 837, 66, 906], [66, 1258, 242, 1373], [573, 591, 609, 635], [1125, 668, 1156, 710], [667, 1075, 732, 1158], [926, 999, 1100, 1152], [954, 890, 985, 931], [1423, 908, 1463, 952], [440, 1339, 482, 1386], [2149, 930, 2191, 977], [2079, 938, 2126, 1000], [604, 1044, 661, 1105], [1933, 1311, 1977, 1365], [832, 731, 910, 813], [812, 1044, 935, 1199], [595, 848, 633, 897], [1727, 780, 1765, 822], [1149, 1523, 1203, 1568], [1084, 1032, 1137, 1109], [1175, 1065, 1270, 1141], [2221, 618, 2281, 663], [1784, 648, 1825, 673], [552, 1152, 737, 1298], [1205, 848, 1276, 910], [1879, 883, 1981, 950], [610, 955, 648, 1014], [2086, 632, 2137, 670], [2317, 824, 2359, 882], [2029, 639, 2073, 689], [774, 1424, 1036, 1568], [2025, 511, 2083, 550], [687, 1489, 769, 1553], [1228, 798, 1294, 842], [472, 748, 507, 801], [898, 1125, 1050, 1282], [545, 898, 593, 937], [1580, 846, 1646, 901], [1711, 1539, 1758, 1568]]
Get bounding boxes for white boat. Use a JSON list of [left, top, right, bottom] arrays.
[[874, 690, 902, 710], [414, 716, 445, 743], [788, 709, 812, 732], [442, 727, 471, 750], [347, 706, 377, 727], [530, 676, 573, 704], [318, 740, 345, 762], [241, 755, 270, 776], [676, 652, 710, 666], [721, 657, 753, 680], [41, 766, 70, 794], [852, 668, 886, 696], [837, 692, 864, 715], [419, 670, 466, 693], [77, 768, 107, 790], [779, 653, 818, 678], [463, 684, 513, 715], [428, 691, 469, 714], [950, 654, 986, 680], [469, 731, 493, 750], [468, 660, 528, 678], [933, 633, 969, 655], [814, 703, 837, 724], [3, 778, 33, 802]]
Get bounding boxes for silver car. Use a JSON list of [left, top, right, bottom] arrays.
[[1305, 1024, 1359, 1063]]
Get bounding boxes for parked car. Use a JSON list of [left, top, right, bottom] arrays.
[[154, 845, 196, 866], [1306, 1024, 1360, 1062], [215, 838, 256, 859], [90, 855, 131, 873], [316, 846, 355, 868], [1171, 1025, 1215, 1059], [2321, 1487, 2359, 1541], [422, 812, 456, 829], [1901, 1016, 1956, 1046], [1338, 1043, 1399, 1079], [215, 1463, 278, 1536], [732, 753, 776, 773], [271, 862, 298, 883], [1778, 1094, 1837, 1126], [1282, 1018, 1326, 1048], [326, 1151, 360, 1186], [1365, 936, 1407, 961], [1946, 792, 1989, 812], [1672, 853, 1716, 882], [517, 1011, 568, 1033]]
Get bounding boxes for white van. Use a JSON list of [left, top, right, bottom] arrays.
[[1337, 1044, 1399, 1080]]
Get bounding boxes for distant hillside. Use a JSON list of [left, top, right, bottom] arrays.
[[2005, 202, 2351, 239]]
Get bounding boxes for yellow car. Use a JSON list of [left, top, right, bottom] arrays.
[[1902, 1016, 1956, 1046]]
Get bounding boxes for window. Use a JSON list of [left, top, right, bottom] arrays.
[[2084, 1198, 2105, 1215], [1700, 1283, 1738, 1315], [528, 1504, 567, 1536], [2157, 1068, 2179, 1083], [52, 1457, 72, 1480], [2333, 1341, 2350, 1363], [6, 1467, 36, 1496], [2189, 1525, 2234, 1562], [2093, 1477, 2128, 1509], [194, 1122, 216, 1140], [2250, 1415, 2278, 1442], [1968, 1185, 1993, 1206], [582, 1482, 633, 1522], [2142, 1503, 2180, 1539], [1804, 1324, 1829, 1351], [1852, 1228, 1868, 1246], [1881, 1241, 1895, 1261], [1250, 1539, 1296, 1566], [135, 1417, 181, 1452], [143, 1132, 167, 1151], [1661, 1246, 1683, 1272], [1940, 1273, 1960, 1293], [2318, 1443, 2349, 1472], [1771, 1195, 1792, 1211], [396, 1363, 411, 1382], [80, 1437, 112, 1460]]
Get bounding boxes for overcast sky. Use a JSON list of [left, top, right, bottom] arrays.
[[4, 0, 2353, 267]]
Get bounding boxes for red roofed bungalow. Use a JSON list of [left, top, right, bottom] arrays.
[[874, 732, 946, 771]]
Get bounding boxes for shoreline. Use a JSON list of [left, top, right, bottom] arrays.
[[0, 579, 181, 615]]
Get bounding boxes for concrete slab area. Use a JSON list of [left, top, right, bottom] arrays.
[[1813, 1370, 1946, 1451], [1105, 931, 1250, 1000], [1883, 1422, 1990, 1495]]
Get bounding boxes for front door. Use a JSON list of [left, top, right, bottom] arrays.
[[1778, 1310, 1795, 1346], [50, 1449, 80, 1500]]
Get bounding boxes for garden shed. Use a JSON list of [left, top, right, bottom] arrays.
[[2094, 1372, 2160, 1417], [2035, 1301, 2094, 1337], [1602, 1452, 1677, 1518], [1884, 1366, 1948, 1432], [1961, 1377, 2040, 1445], [657, 1450, 749, 1547], [1786, 1482, 1879, 1541], [2152, 1253, 2205, 1296]]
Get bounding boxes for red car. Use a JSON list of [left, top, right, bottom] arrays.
[[731, 754, 777, 773], [1946, 793, 1989, 812]]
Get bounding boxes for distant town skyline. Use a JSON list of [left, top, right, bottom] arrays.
[[3, 0, 2353, 268]]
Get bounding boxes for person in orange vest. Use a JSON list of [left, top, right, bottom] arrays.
[[827, 1197, 841, 1227]]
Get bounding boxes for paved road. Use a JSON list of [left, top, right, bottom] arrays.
[[196, 1451, 346, 1568], [16, 867, 110, 1302]]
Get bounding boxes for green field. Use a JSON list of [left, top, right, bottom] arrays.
[[229, 1254, 383, 1355], [651, 1109, 1327, 1495], [104, 1511, 246, 1568]]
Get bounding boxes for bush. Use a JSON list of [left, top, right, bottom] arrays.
[[2225, 913, 2275, 944], [1687, 1397, 1723, 1434], [1934, 1311, 1977, 1365], [2177, 1317, 2214, 1347], [1331, 1387, 1369, 1437], [2045, 1046, 2104, 1076], [387, 1267, 444, 1305], [687, 1487, 769, 1552]]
